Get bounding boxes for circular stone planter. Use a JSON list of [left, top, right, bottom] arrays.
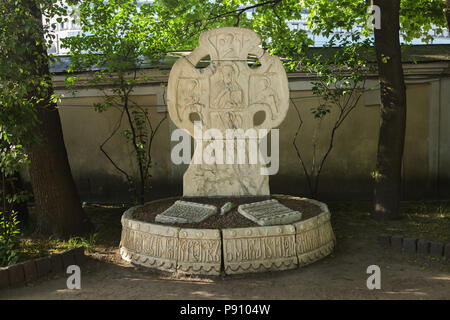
[[120, 195, 336, 275]]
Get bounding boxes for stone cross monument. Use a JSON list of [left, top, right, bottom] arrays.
[[167, 27, 289, 197]]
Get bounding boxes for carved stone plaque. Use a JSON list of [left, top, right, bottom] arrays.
[[167, 27, 289, 197], [120, 206, 179, 272], [238, 199, 303, 226], [155, 200, 217, 224], [293, 199, 335, 266], [222, 225, 298, 274]]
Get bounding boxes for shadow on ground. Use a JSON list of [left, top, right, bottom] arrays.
[[1, 200, 449, 300]]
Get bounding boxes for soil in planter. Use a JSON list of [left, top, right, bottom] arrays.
[[132, 195, 323, 229]]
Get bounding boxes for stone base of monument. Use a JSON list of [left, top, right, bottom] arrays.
[[120, 195, 335, 276]]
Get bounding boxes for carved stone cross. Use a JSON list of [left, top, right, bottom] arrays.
[[167, 27, 289, 197]]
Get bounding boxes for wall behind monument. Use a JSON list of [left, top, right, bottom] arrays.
[[274, 83, 431, 200], [20, 64, 448, 203], [56, 94, 173, 203]]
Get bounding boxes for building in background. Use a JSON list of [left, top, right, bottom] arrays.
[[47, 5, 450, 55], [46, 6, 82, 55]]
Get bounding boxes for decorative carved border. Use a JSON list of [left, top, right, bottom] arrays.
[[291, 196, 336, 267], [177, 228, 222, 275], [222, 225, 297, 274], [120, 195, 335, 275], [120, 203, 179, 272]]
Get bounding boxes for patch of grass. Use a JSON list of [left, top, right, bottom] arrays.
[[329, 200, 450, 243], [15, 204, 129, 264], [17, 234, 97, 263]]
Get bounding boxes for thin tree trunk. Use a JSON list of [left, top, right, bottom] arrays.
[[123, 94, 145, 204], [26, 1, 92, 238], [372, 0, 407, 220]]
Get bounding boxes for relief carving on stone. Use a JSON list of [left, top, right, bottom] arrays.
[[119, 197, 335, 275], [120, 206, 179, 272], [168, 27, 289, 135], [177, 228, 221, 275], [222, 225, 298, 274], [167, 27, 289, 197]]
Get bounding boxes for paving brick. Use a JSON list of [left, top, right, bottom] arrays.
[[23, 260, 38, 282], [402, 237, 417, 254], [61, 250, 76, 269], [445, 243, 450, 260], [417, 239, 431, 255], [430, 242, 444, 257], [0, 267, 9, 288], [35, 257, 52, 277], [391, 235, 403, 250], [50, 254, 63, 273], [377, 234, 391, 248], [7, 263, 25, 286]]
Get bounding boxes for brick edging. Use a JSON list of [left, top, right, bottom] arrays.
[[0, 247, 86, 289], [377, 234, 450, 259]]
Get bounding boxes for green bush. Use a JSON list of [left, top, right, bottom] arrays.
[[0, 130, 30, 266], [0, 211, 21, 266]]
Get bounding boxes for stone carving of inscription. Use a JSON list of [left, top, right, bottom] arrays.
[[238, 199, 303, 226], [293, 199, 335, 266], [119, 197, 335, 276], [167, 27, 289, 197], [177, 228, 221, 275], [222, 225, 298, 274], [155, 200, 217, 224], [120, 206, 179, 272]]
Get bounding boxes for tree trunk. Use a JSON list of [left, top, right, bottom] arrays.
[[445, 0, 450, 31], [372, 0, 407, 220], [26, 1, 92, 238], [28, 104, 93, 238]]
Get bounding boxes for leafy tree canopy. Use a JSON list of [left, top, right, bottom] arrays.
[[154, 0, 447, 63], [0, 0, 70, 146]]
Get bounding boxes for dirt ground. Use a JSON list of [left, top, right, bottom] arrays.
[[1, 240, 449, 300], [1, 201, 449, 300]]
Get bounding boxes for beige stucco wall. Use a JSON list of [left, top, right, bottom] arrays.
[[403, 83, 431, 199], [58, 94, 171, 202], [51, 80, 438, 203], [439, 78, 450, 198], [272, 83, 430, 199], [274, 89, 379, 198]]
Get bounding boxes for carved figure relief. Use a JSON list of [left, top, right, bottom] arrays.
[[167, 27, 290, 196], [177, 78, 204, 122], [217, 33, 241, 59], [213, 64, 243, 109], [168, 27, 289, 136]]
